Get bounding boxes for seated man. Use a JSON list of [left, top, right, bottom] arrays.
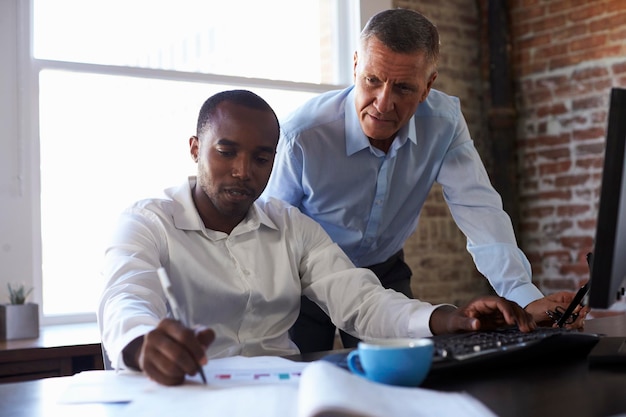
[[98, 89, 535, 386]]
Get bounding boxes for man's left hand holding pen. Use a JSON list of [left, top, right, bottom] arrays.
[[122, 319, 215, 386]]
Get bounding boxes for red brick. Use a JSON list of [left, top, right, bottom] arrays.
[[572, 66, 610, 80], [576, 156, 605, 169], [560, 235, 595, 249], [530, 133, 570, 148], [575, 142, 608, 155], [556, 204, 591, 217], [537, 147, 571, 159], [539, 160, 572, 175], [548, 0, 595, 15], [551, 24, 589, 41], [577, 219, 597, 230], [534, 42, 569, 61], [569, 3, 608, 22], [573, 126, 608, 141], [570, 34, 609, 52], [532, 14, 568, 34], [554, 173, 591, 187], [536, 189, 573, 200], [607, 1, 626, 12], [589, 12, 626, 33], [572, 95, 605, 110], [549, 53, 586, 70]]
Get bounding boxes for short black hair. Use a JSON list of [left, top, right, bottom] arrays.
[[196, 90, 279, 137], [360, 8, 439, 68]]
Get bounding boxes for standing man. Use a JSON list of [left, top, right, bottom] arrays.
[[262, 8, 585, 352]]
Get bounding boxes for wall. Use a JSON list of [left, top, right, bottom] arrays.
[[509, 0, 626, 300]]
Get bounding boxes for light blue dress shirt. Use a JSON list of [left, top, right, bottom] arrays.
[[262, 86, 543, 307]]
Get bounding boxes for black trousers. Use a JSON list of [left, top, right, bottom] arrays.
[[289, 249, 414, 353]]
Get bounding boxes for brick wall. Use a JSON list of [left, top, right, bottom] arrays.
[[509, 0, 626, 303]]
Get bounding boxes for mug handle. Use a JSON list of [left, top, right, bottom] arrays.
[[347, 350, 366, 376]]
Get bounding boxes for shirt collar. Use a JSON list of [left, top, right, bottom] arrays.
[[344, 88, 418, 156], [168, 177, 278, 235]]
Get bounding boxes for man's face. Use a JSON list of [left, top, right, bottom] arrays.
[[353, 37, 437, 142], [190, 101, 278, 233]]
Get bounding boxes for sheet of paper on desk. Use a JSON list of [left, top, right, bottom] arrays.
[[57, 370, 159, 404], [57, 356, 306, 405], [120, 360, 497, 417]]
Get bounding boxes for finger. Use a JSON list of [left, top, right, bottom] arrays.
[[142, 320, 208, 381], [565, 308, 588, 330], [195, 327, 216, 365], [159, 320, 209, 371], [140, 330, 188, 385], [140, 340, 186, 386], [481, 298, 535, 332]]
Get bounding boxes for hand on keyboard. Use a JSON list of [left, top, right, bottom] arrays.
[[430, 296, 536, 336]]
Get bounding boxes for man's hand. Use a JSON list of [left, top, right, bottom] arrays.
[[123, 318, 215, 386], [430, 296, 536, 335], [525, 291, 589, 329]]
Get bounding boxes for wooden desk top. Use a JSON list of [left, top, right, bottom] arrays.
[[1, 315, 625, 417]]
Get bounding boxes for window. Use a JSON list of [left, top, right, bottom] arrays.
[[2, 0, 379, 323]]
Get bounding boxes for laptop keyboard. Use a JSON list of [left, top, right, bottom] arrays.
[[321, 327, 600, 373]]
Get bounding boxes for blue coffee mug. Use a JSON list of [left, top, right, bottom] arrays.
[[347, 338, 434, 387]]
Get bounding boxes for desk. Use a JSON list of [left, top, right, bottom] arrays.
[[0, 323, 104, 383], [1, 315, 625, 417]]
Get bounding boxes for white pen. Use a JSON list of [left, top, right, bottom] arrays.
[[156, 267, 207, 384]]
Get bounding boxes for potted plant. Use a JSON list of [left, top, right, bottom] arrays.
[[0, 283, 39, 340]]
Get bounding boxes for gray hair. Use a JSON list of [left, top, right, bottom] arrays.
[[360, 8, 440, 69]]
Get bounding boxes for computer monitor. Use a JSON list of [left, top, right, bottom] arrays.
[[587, 87, 626, 309]]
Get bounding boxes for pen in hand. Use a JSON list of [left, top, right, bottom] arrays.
[[157, 267, 208, 385]]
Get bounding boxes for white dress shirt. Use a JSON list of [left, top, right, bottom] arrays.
[[98, 177, 441, 369]]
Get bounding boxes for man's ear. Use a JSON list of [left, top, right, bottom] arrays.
[[421, 71, 438, 103], [189, 136, 199, 162], [353, 51, 358, 80]]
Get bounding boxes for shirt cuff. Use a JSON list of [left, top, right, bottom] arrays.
[[407, 303, 456, 337]]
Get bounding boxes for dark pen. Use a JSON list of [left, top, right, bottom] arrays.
[[157, 267, 208, 384], [556, 282, 589, 328]]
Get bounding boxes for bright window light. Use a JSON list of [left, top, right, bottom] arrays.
[[33, 0, 348, 320]]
